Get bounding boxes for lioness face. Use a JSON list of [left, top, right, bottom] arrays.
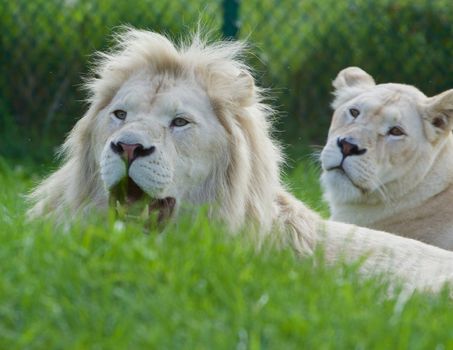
[[321, 83, 434, 204], [95, 72, 228, 223], [321, 67, 453, 207]]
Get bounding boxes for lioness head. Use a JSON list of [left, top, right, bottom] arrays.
[[28, 28, 282, 232], [321, 67, 453, 208]]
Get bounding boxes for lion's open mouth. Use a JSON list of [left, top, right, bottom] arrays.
[[110, 176, 175, 228]]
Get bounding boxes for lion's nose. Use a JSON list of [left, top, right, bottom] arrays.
[[337, 137, 367, 157], [110, 142, 155, 164]]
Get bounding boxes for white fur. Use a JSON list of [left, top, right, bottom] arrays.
[[322, 66, 453, 249], [28, 30, 453, 295]]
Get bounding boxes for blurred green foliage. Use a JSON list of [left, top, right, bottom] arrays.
[[1, 0, 453, 161]]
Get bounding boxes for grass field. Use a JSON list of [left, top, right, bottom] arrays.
[[1, 157, 453, 349]]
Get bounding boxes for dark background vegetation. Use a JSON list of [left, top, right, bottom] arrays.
[[1, 0, 453, 162]]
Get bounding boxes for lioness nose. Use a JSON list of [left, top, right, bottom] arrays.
[[337, 137, 367, 157], [110, 142, 155, 164]]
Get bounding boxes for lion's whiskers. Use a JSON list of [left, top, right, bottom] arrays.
[[370, 177, 395, 206]]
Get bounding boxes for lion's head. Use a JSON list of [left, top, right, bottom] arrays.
[[96, 67, 230, 227], [28, 28, 283, 233], [321, 67, 453, 214]]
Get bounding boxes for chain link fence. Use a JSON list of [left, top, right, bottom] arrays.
[[2, 0, 453, 160]]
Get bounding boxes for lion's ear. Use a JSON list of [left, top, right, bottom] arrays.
[[333, 67, 375, 90], [423, 89, 453, 141], [331, 67, 375, 109], [210, 70, 255, 107], [232, 71, 255, 107]]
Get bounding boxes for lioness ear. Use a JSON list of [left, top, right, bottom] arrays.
[[233, 71, 255, 107], [333, 67, 375, 90], [331, 67, 375, 109], [423, 89, 453, 141]]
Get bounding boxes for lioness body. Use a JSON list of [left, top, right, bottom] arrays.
[[29, 30, 453, 294], [321, 67, 453, 250], [369, 184, 453, 248]]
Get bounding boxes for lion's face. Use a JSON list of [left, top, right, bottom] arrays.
[[95, 72, 228, 224], [321, 67, 453, 206], [321, 85, 429, 204]]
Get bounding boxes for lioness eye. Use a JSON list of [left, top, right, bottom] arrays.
[[171, 117, 189, 127], [349, 108, 360, 118], [113, 110, 127, 120], [388, 126, 405, 136]]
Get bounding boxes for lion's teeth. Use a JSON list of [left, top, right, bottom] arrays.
[[148, 208, 160, 229], [141, 204, 150, 220], [116, 200, 126, 219]]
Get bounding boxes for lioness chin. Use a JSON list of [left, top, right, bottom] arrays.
[[321, 67, 453, 250], [28, 28, 453, 295]]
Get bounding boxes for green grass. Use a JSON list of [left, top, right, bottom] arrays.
[[1, 157, 453, 349]]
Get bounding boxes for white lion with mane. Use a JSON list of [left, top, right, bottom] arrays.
[[321, 67, 453, 250], [29, 28, 453, 294]]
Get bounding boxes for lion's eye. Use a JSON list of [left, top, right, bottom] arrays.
[[388, 126, 405, 136], [113, 110, 127, 120], [171, 117, 189, 128], [349, 108, 360, 118]]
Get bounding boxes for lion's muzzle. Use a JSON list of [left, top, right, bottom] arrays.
[[100, 132, 175, 229], [110, 141, 156, 166], [337, 137, 367, 158]]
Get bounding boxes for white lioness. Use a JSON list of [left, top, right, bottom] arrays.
[[29, 29, 453, 294], [321, 66, 453, 250]]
